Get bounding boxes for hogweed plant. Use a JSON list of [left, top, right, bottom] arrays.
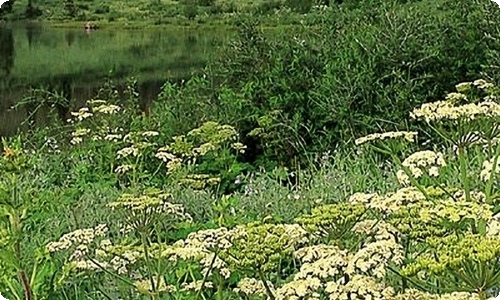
[[45, 190, 195, 300], [154, 121, 251, 194], [13, 80, 500, 300], [64, 99, 250, 192], [353, 79, 500, 299], [0, 137, 57, 300]]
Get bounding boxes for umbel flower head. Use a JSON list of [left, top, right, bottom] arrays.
[[402, 234, 500, 294], [295, 202, 366, 238], [354, 131, 418, 146], [396, 150, 447, 186], [107, 189, 192, 231], [410, 79, 500, 123], [234, 277, 275, 297], [221, 222, 310, 272]]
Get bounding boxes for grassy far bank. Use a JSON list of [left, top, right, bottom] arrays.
[[4, 0, 500, 299], [42, 20, 318, 30], [0, 0, 330, 27]]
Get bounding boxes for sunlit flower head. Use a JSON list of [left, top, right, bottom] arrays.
[[355, 131, 417, 146], [93, 104, 121, 114]]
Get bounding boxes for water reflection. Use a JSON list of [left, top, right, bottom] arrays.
[[0, 26, 14, 78], [26, 22, 42, 49], [65, 30, 76, 46], [0, 24, 229, 137]]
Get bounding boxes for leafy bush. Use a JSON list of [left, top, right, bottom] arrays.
[[94, 4, 111, 14], [285, 0, 313, 13], [166, 0, 500, 170], [181, 0, 198, 19]]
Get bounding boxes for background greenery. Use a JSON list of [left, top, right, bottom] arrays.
[[0, 0, 328, 25], [146, 0, 500, 169]]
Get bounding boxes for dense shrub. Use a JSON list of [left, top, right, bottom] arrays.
[[255, 0, 283, 14], [158, 0, 500, 170], [94, 4, 110, 14], [181, 0, 198, 20]]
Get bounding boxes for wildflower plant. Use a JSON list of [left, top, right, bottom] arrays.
[[0, 137, 57, 300], [107, 189, 193, 237], [12, 79, 500, 300], [63, 83, 158, 185], [114, 130, 162, 185], [352, 79, 500, 299], [295, 202, 366, 244], [43, 190, 195, 300], [155, 121, 251, 194], [54, 98, 132, 187]]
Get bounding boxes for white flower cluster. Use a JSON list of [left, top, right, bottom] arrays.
[[396, 150, 446, 186]]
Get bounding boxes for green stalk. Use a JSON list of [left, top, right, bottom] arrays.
[[140, 222, 156, 300], [401, 237, 410, 292], [458, 146, 475, 233], [478, 289, 486, 300], [216, 273, 224, 300], [150, 161, 164, 178], [195, 250, 218, 300], [258, 269, 275, 300], [485, 143, 500, 205], [390, 154, 430, 199], [458, 146, 471, 202]]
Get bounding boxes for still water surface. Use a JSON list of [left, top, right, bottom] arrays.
[[0, 23, 227, 137]]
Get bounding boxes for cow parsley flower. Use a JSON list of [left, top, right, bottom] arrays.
[[355, 131, 417, 146]]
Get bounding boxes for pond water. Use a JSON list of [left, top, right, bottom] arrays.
[[0, 23, 228, 137]]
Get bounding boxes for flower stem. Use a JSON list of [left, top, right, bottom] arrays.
[[258, 269, 275, 300]]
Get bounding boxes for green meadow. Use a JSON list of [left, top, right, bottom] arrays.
[[3, 0, 500, 299]]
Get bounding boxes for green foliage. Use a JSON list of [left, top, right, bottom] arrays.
[[11, 76, 500, 299], [0, 0, 15, 17], [255, 0, 282, 14], [6, 0, 500, 297], [181, 0, 198, 20], [93, 3, 110, 14], [285, 0, 312, 13], [64, 0, 78, 19], [197, 0, 216, 7], [24, 0, 42, 19], [156, 0, 500, 171]]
